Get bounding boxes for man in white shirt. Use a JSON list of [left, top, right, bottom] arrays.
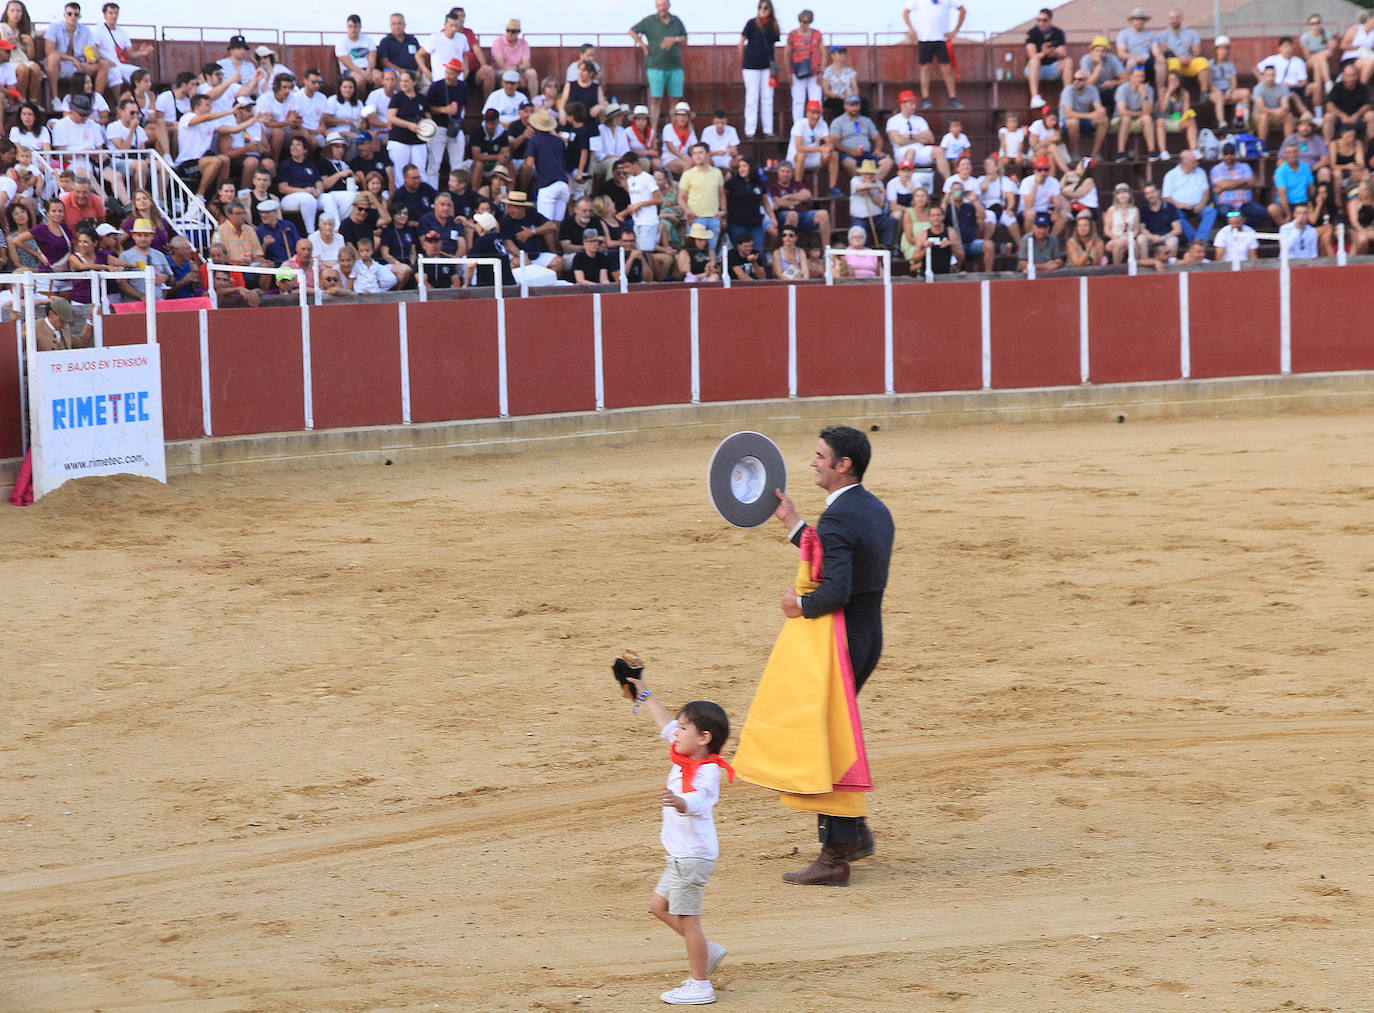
[[197, 61, 240, 115], [1213, 208, 1258, 261], [156, 71, 195, 142], [219, 96, 269, 188], [1278, 201, 1319, 258], [902, 0, 966, 109], [417, 11, 468, 87], [336, 14, 379, 90], [624, 156, 663, 275], [367, 68, 399, 137], [295, 68, 330, 148], [1018, 155, 1063, 234], [1257, 37, 1309, 89], [700, 110, 740, 170], [103, 96, 147, 201], [49, 93, 105, 154], [482, 70, 528, 126], [176, 93, 235, 196], [255, 74, 302, 163], [1161, 148, 1216, 243], [885, 89, 950, 181], [92, 2, 150, 90], [786, 100, 838, 194], [216, 35, 262, 103], [849, 158, 896, 247]]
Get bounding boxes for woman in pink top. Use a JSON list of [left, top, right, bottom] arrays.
[[839, 224, 878, 277]]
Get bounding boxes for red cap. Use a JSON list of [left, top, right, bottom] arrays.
[[898, 158, 915, 169], [1033, 155, 1051, 169], [898, 89, 916, 103], [445, 57, 464, 70], [804, 100, 821, 112]]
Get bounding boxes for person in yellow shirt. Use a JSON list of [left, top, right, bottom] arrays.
[[676, 142, 725, 247]]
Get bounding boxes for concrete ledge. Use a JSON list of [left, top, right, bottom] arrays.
[[4, 371, 1373, 484]]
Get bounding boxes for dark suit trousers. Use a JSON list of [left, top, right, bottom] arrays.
[[817, 595, 883, 845]]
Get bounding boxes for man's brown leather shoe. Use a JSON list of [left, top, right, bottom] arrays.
[[781, 843, 851, 886]]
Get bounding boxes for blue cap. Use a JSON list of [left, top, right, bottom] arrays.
[[356, 130, 373, 142], [1034, 211, 1052, 227]]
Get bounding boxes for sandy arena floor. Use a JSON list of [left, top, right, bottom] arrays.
[[3, 410, 1374, 1012]]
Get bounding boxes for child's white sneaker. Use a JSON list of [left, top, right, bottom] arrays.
[[661, 978, 716, 1004], [705, 941, 727, 977]]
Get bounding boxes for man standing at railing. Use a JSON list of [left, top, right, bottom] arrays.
[[903, 0, 965, 110], [44, 2, 107, 112], [629, 0, 688, 129]]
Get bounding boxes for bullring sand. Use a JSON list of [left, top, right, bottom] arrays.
[[2, 410, 1373, 1011]]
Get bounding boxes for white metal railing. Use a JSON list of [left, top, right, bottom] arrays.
[[823, 247, 893, 395], [43, 149, 216, 253]]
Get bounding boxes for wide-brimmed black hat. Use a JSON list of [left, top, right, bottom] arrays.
[[708, 431, 787, 528]]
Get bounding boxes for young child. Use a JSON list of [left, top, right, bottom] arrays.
[[619, 652, 732, 1006], [939, 117, 972, 166], [998, 112, 1028, 174]]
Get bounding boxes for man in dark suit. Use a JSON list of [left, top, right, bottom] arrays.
[[772, 425, 895, 887]]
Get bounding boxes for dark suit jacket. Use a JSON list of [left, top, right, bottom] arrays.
[[790, 483, 895, 686]]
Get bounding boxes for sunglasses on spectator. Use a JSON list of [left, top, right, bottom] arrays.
[[1034, 167, 1048, 172], [1036, 16, 1049, 22]]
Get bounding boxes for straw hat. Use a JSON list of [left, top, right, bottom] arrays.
[[531, 109, 558, 133], [505, 190, 534, 207], [858, 158, 878, 173], [688, 222, 713, 240]]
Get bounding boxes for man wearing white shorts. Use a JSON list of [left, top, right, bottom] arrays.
[[625, 155, 661, 253], [885, 90, 949, 181]]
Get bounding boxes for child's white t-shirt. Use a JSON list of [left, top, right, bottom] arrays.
[[940, 131, 971, 162], [659, 720, 722, 860], [1029, 119, 1058, 146], [999, 126, 1027, 158]]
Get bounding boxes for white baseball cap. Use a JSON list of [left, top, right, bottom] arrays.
[[473, 212, 498, 232]]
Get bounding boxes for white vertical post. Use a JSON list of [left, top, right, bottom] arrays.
[[90, 271, 103, 347], [882, 250, 894, 395], [198, 308, 212, 437], [417, 262, 429, 302], [495, 276, 508, 418], [721, 234, 731, 289], [398, 302, 411, 424], [14, 283, 27, 454], [207, 267, 219, 309], [299, 271, 313, 429], [1178, 271, 1191, 379], [1279, 244, 1291, 375], [619, 245, 628, 293], [787, 284, 797, 398], [143, 267, 155, 344], [22, 273, 35, 454], [1337, 223, 1347, 267], [1231, 246, 1242, 271], [924, 248, 934, 283], [519, 251, 528, 298], [1078, 275, 1090, 384], [1024, 234, 1036, 280], [592, 292, 604, 410], [313, 260, 322, 305], [980, 279, 992, 389], [689, 287, 700, 403], [824, 247, 834, 285], [1127, 232, 1138, 276]]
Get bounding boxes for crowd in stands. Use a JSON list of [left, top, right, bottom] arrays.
[[0, 0, 1369, 311]]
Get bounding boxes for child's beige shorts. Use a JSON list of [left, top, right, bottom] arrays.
[[654, 856, 717, 916]]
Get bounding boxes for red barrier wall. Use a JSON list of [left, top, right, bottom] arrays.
[[1088, 274, 1182, 385], [1290, 264, 1374, 373], [795, 286, 885, 396], [989, 278, 1081, 389], [102, 312, 204, 441], [308, 304, 404, 430], [697, 287, 789, 403], [405, 300, 503, 423], [892, 284, 983, 393], [505, 295, 595, 416], [207, 306, 306, 436], [0, 322, 19, 459], [1187, 271, 1282, 378], [600, 290, 692, 410]]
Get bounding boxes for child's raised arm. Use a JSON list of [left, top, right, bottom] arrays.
[[617, 651, 674, 731]]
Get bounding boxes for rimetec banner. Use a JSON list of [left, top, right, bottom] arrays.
[[29, 345, 167, 498]]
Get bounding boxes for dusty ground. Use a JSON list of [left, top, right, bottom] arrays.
[[3, 410, 1374, 1012]]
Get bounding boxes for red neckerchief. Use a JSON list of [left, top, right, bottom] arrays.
[[670, 744, 735, 793], [671, 122, 692, 146], [632, 122, 655, 147]]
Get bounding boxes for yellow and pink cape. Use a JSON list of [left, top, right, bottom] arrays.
[[732, 527, 872, 817]]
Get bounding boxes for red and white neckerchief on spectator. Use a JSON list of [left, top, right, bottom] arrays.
[[671, 121, 692, 148], [631, 121, 656, 150]]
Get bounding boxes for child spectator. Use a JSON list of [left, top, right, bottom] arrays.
[[939, 118, 971, 166], [1028, 109, 1069, 174], [701, 109, 740, 171], [998, 112, 1027, 174], [617, 655, 732, 1007], [1206, 35, 1249, 131]]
